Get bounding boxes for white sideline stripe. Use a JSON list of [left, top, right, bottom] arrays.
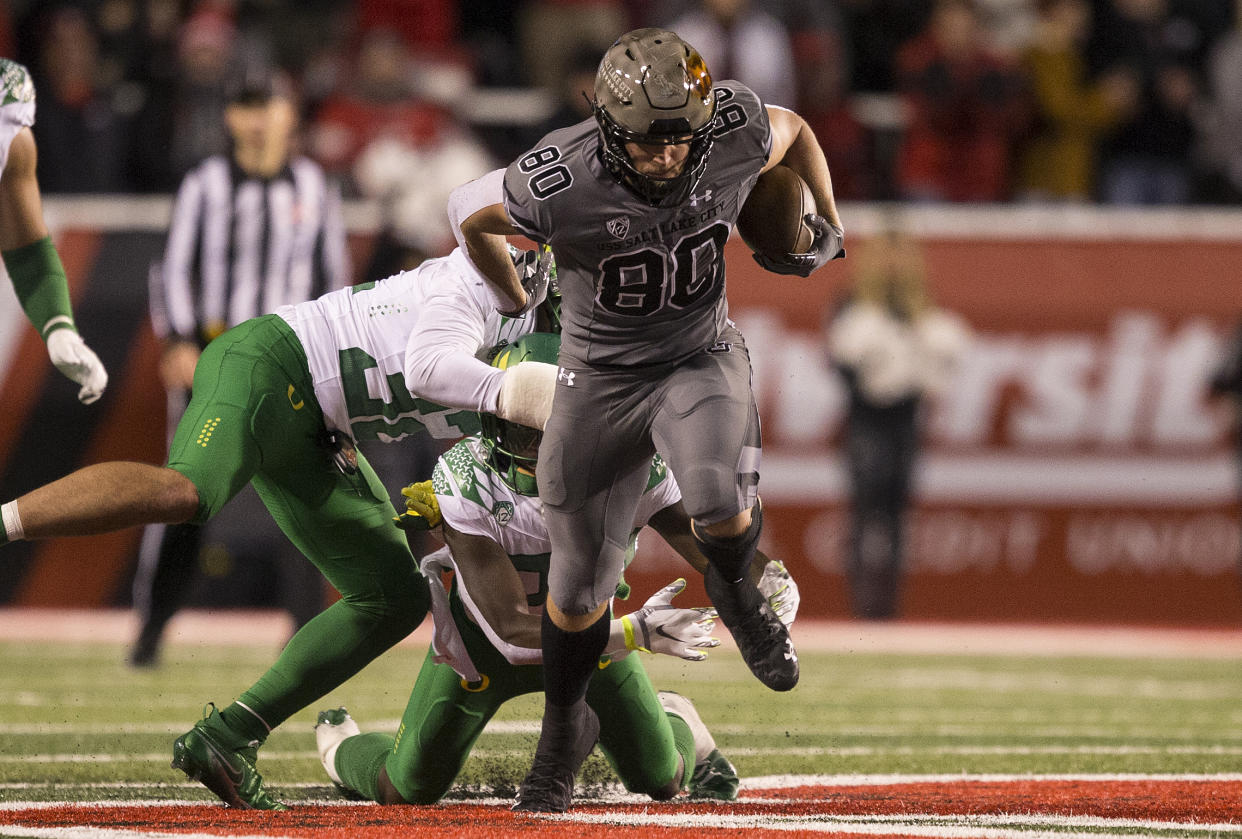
[[0, 828, 300, 839], [744, 771, 1242, 787], [556, 810, 1242, 838], [3, 772, 1239, 797], [3, 781, 1240, 839], [7, 744, 1242, 766]]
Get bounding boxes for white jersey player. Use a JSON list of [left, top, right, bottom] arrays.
[[0, 58, 108, 403]]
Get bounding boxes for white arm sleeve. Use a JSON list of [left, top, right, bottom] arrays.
[[447, 168, 506, 254], [404, 287, 506, 412]]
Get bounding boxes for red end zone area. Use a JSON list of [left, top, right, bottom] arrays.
[[5, 778, 1241, 839]]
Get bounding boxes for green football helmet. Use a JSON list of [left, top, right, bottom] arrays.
[[480, 331, 561, 496], [593, 28, 717, 206]]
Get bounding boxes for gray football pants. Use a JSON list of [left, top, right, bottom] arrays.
[[540, 326, 761, 615]]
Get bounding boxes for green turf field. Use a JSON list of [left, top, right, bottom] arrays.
[[1, 630, 1238, 805]]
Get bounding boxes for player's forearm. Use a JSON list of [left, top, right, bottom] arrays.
[[455, 195, 525, 312], [406, 345, 504, 412], [773, 110, 841, 227], [465, 229, 524, 313], [3, 236, 76, 338]]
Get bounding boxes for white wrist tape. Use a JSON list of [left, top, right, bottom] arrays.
[[2, 501, 24, 543], [495, 362, 558, 430]]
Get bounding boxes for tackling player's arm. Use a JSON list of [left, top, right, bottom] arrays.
[[442, 521, 544, 652], [0, 126, 108, 403], [440, 513, 717, 664], [0, 127, 47, 248]]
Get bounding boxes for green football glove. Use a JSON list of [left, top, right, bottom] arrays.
[[394, 480, 442, 531]]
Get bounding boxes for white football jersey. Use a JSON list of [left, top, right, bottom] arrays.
[[277, 248, 534, 442], [0, 60, 36, 178], [423, 436, 681, 674]]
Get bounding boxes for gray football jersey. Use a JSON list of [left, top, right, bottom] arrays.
[[503, 81, 771, 367]]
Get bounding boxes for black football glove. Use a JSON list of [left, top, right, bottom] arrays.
[[499, 245, 553, 317], [752, 214, 845, 277]]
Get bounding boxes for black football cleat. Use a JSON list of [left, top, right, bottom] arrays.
[[512, 700, 600, 813], [705, 565, 799, 691]]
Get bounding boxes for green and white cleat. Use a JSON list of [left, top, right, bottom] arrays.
[[315, 707, 364, 799], [689, 748, 740, 801], [657, 690, 740, 801], [171, 704, 286, 810], [757, 559, 800, 627]]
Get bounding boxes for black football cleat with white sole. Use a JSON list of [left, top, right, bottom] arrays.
[[705, 565, 799, 691]]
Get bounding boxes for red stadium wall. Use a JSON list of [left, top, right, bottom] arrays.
[[626, 212, 1242, 627], [1, 203, 1241, 625]]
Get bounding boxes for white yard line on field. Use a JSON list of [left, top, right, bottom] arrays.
[[555, 810, 1242, 838]]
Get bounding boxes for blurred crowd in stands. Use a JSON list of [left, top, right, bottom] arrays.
[[4, 0, 1241, 252]]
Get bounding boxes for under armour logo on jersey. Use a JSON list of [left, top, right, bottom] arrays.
[[606, 216, 630, 239], [688, 189, 713, 207], [557, 368, 576, 386]]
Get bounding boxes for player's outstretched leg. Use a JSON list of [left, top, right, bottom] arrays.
[[657, 690, 739, 801], [696, 503, 799, 691], [171, 703, 286, 810]]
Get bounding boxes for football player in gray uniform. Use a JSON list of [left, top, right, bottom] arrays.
[[451, 28, 844, 812], [0, 59, 107, 403]]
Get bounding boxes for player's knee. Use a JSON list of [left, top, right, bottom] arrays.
[[376, 766, 417, 805], [341, 575, 428, 640], [401, 784, 448, 806], [160, 468, 203, 523], [646, 778, 681, 801], [677, 465, 741, 526]]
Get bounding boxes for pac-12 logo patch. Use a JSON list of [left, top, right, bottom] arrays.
[[492, 501, 514, 526], [606, 216, 630, 239]]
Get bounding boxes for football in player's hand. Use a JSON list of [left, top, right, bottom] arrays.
[[736, 165, 817, 261]]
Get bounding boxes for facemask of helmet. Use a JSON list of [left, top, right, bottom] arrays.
[[479, 331, 562, 496], [593, 28, 716, 207]]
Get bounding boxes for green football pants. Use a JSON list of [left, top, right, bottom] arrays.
[[337, 600, 690, 804], [166, 315, 429, 730]]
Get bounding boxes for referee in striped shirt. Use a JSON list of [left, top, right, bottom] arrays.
[[131, 70, 349, 667]]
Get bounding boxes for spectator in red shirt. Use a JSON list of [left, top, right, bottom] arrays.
[[893, 0, 1030, 202]]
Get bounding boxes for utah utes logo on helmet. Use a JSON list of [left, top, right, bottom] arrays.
[[606, 216, 630, 239]]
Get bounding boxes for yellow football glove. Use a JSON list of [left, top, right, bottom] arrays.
[[394, 480, 442, 531]]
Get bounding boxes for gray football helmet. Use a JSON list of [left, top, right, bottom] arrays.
[[593, 28, 716, 207]]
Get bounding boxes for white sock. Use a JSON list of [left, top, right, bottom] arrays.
[[1, 501, 24, 544]]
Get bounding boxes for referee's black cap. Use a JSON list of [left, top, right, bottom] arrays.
[[227, 67, 294, 106]]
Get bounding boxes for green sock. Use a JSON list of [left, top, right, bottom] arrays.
[[336, 732, 396, 801], [218, 702, 271, 746], [665, 712, 697, 791]]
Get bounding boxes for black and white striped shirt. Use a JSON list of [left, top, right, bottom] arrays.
[[152, 154, 349, 345]]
